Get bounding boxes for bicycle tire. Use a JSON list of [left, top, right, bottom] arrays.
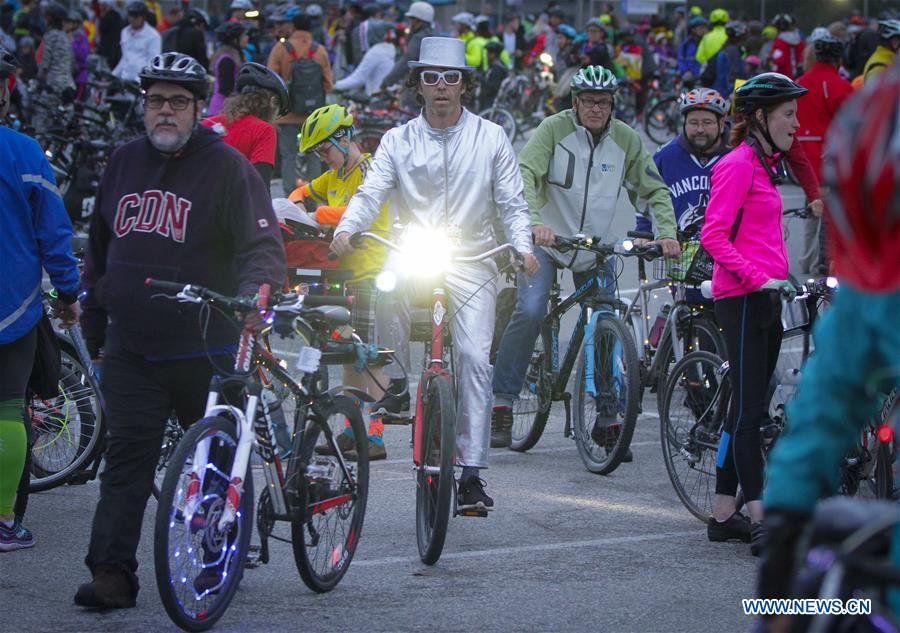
[[660, 351, 730, 521], [355, 127, 386, 155], [28, 345, 102, 492], [416, 376, 455, 565], [151, 416, 184, 501], [154, 416, 253, 632], [510, 328, 553, 452], [479, 107, 518, 142], [291, 395, 369, 593], [573, 314, 640, 475], [654, 315, 725, 417], [644, 95, 679, 145]]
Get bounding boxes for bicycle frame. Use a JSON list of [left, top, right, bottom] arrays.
[[540, 267, 624, 433]]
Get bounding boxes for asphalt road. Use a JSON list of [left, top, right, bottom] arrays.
[[4, 124, 816, 633]]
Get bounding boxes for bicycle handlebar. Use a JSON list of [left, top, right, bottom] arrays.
[[783, 205, 814, 220], [553, 234, 663, 261], [145, 278, 354, 313], [351, 231, 525, 265]]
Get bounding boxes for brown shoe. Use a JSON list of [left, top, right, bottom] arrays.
[[74, 565, 137, 609], [347, 439, 386, 462]]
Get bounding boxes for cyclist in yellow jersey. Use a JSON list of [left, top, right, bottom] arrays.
[[292, 104, 392, 460], [863, 20, 899, 82]]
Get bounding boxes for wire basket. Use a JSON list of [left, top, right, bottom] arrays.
[[652, 241, 714, 285]]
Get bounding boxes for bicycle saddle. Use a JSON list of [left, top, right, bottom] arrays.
[[809, 497, 897, 554]]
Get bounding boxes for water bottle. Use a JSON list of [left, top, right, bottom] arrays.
[[261, 390, 292, 458], [648, 304, 671, 348]]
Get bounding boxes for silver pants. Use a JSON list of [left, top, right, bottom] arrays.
[[376, 255, 498, 468]]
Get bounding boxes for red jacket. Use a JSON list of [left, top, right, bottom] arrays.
[[770, 36, 805, 78], [796, 62, 853, 181]]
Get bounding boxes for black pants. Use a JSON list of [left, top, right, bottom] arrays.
[[714, 292, 783, 502], [84, 338, 228, 592], [0, 327, 37, 520]]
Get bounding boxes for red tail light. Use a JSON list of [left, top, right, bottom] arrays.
[[877, 424, 894, 444]]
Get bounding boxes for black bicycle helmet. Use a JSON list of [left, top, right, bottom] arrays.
[[734, 72, 808, 115], [44, 2, 69, 23], [814, 34, 844, 61], [0, 46, 19, 78], [485, 40, 504, 54], [236, 62, 290, 115], [771, 14, 795, 31], [725, 21, 747, 39], [216, 20, 245, 43], [187, 8, 209, 27], [126, 1, 150, 16], [139, 52, 210, 99]]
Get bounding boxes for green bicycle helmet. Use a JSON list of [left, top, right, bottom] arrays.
[[299, 103, 354, 153], [709, 8, 729, 24], [570, 65, 618, 94]]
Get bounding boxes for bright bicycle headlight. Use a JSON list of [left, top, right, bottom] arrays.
[[396, 225, 454, 279]]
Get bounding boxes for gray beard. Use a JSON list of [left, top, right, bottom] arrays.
[[148, 124, 194, 154]]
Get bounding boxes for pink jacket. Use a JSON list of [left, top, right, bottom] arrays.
[[700, 141, 788, 300]]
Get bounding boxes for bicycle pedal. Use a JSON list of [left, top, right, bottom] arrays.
[[457, 508, 489, 518], [379, 413, 412, 426]]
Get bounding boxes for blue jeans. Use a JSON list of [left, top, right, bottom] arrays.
[[492, 247, 616, 401]]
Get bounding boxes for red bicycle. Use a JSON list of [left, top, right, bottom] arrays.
[[352, 229, 521, 564]]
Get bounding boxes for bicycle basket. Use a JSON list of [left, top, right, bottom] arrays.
[[653, 240, 713, 285]]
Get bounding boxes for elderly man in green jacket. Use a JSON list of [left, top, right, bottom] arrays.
[[490, 65, 679, 450]]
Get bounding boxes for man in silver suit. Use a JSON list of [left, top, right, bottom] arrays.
[[330, 36, 539, 512]]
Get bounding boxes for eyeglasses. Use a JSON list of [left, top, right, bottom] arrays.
[[420, 70, 463, 86], [143, 94, 195, 110], [578, 96, 614, 111], [311, 141, 333, 156]]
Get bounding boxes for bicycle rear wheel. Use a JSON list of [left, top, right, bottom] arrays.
[[644, 95, 679, 145], [28, 346, 102, 492], [416, 376, 455, 565], [154, 416, 253, 632], [573, 314, 640, 474], [479, 107, 517, 142], [660, 351, 730, 521], [510, 330, 552, 452], [290, 395, 369, 593]]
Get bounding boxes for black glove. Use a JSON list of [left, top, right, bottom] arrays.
[[757, 509, 811, 602]]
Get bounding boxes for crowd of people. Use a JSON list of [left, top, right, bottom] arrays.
[[0, 0, 898, 630]]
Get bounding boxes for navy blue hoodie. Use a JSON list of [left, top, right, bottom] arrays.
[[81, 125, 286, 357]]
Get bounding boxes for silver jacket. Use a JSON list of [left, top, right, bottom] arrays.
[[335, 108, 534, 256]]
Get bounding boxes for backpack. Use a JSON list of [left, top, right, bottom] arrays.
[[283, 40, 326, 115], [699, 55, 717, 88]]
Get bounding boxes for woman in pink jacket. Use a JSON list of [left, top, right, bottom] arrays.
[[700, 72, 808, 556]]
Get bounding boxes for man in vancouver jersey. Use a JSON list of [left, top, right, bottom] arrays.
[[636, 87, 730, 236], [74, 53, 285, 609]]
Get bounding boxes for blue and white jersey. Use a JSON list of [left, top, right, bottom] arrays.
[[636, 134, 730, 235]]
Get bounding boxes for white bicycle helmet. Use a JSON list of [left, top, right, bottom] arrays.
[[570, 65, 618, 94], [679, 87, 728, 116], [878, 19, 900, 41], [139, 52, 210, 99]]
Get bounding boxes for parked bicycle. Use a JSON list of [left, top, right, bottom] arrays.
[[507, 234, 661, 474]]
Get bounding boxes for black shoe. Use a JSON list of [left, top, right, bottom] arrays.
[[750, 522, 767, 556], [490, 406, 513, 448], [707, 512, 752, 543], [592, 420, 621, 450], [372, 380, 410, 416], [457, 476, 494, 512], [621, 448, 633, 463], [74, 565, 137, 609]]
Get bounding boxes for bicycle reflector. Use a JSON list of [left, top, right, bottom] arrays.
[[877, 424, 894, 444]]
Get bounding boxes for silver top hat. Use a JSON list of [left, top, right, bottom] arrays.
[[408, 37, 475, 70]]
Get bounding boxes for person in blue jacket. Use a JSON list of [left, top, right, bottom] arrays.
[[0, 47, 80, 553], [678, 16, 708, 80]]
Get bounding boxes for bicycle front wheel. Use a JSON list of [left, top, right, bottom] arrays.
[[660, 351, 730, 521], [416, 376, 455, 565], [654, 315, 725, 417], [154, 416, 253, 632], [573, 314, 640, 475], [644, 95, 679, 145], [290, 395, 369, 593]]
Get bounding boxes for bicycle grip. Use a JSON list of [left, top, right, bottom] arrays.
[[641, 244, 663, 261], [627, 230, 655, 241], [145, 278, 190, 293], [302, 294, 353, 309]]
